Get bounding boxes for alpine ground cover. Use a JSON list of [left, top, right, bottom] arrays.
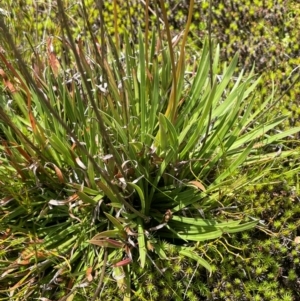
[[0, 1, 300, 300]]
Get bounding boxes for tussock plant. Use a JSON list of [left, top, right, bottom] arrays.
[[0, 0, 299, 300]]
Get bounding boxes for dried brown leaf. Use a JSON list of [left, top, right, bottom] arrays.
[[86, 267, 93, 282], [0, 68, 17, 93], [188, 180, 206, 191], [47, 37, 60, 77]]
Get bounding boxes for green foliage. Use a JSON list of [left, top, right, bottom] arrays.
[[0, 0, 300, 300]]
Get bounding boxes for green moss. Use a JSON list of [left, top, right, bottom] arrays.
[[1, 1, 300, 300], [288, 269, 297, 281]]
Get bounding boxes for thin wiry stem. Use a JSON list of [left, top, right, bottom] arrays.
[[159, 0, 177, 121], [91, 249, 108, 301], [200, 0, 214, 152], [241, 72, 300, 135]]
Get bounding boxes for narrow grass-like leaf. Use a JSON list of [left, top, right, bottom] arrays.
[[164, 189, 206, 212], [177, 42, 210, 129], [90, 230, 121, 240], [170, 215, 241, 228], [138, 29, 146, 143], [49, 134, 75, 167], [213, 141, 255, 185], [104, 212, 125, 232], [89, 238, 123, 248], [230, 116, 287, 150], [158, 112, 169, 153], [137, 218, 146, 268], [257, 126, 300, 146], [77, 191, 98, 205], [147, 59, 160, 143], [96, 180, 120, 204], [153, 243, 167, 260], [149, 149, 176, 203], [160, 113, 179, 152], [127, 182, 146, 215], [221, 220, 258, 233], [180, 81, 217, 159], [68, 183, 103, 196], [179, 249, 212, 274], [160, 228, 223, 241]]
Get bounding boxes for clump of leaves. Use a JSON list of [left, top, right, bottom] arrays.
[[0, 0, 299, 300]]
